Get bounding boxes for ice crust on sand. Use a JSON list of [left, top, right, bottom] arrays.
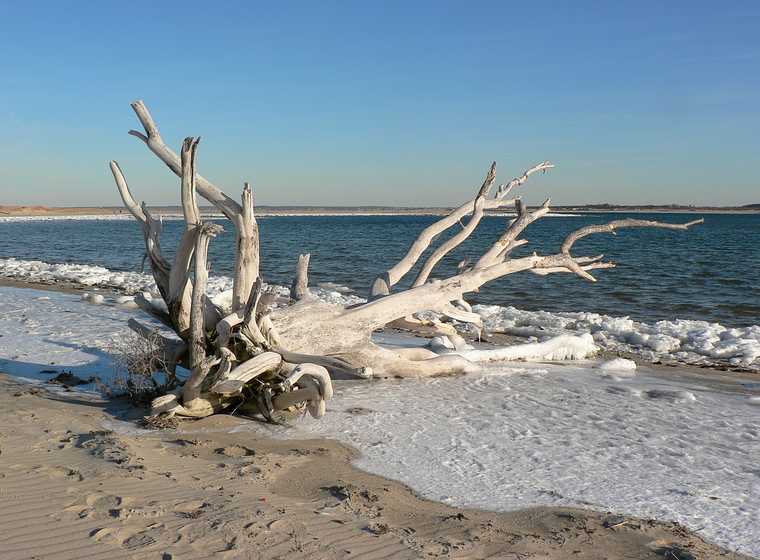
[[269, 359, 760, 557]]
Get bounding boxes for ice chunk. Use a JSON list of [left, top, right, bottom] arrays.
[[596, 358, 637, 375]]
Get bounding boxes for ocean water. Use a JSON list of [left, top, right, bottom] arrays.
[[1, 212, 758, 328]]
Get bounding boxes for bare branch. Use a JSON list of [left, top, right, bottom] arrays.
[[554, 218, 705, 281], [109, 162, 171, 299], [531, 261, 616, 277], [167, 137, 203, 329], [495, 161, 554, 199], [475, 198, 551, 269], [240, 277, 269, 349], [370, 161, 553, 297], [183, 222, 224, 406], [232, 182, 260, 310], [411, 163, 496, 287], [128, 100, 242, 219], [561, 218, 705, 254], [128, 101, 260, 312], [243, 277, 263, 327], [180, 136, 202, 227], [210, 352, 282, 395], [345, 218, 703, 330], [109, 161, 146, 223]]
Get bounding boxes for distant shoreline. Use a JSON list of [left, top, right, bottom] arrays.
[[2, 204, 759, 218]]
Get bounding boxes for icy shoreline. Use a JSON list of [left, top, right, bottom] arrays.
[[1, 256, 758, 372]]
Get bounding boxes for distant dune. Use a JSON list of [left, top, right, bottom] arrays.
[[1, 203, 759, 217]]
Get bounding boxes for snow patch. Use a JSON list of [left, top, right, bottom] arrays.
[[0, 257, 363, 309], [597, 358, 637, 374], [475, 304, 760, 371], [257, 359, 760, 557], [457, 333, 598, 362]]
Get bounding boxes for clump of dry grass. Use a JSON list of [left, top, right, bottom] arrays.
[[107, 329, 179, 405]]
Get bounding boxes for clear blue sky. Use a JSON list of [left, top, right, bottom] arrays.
[[0, 1, 758, 207]]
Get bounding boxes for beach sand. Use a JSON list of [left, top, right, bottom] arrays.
[[0, 374, 750, 560]]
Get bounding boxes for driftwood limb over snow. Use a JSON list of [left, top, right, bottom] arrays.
[[111, 100, 703, 422]]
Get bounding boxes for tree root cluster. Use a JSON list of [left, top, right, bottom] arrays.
[[108, 100, 702, 422]]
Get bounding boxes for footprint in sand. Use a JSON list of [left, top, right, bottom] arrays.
[[111, 503, 167, 520], [32, 464, 84, 481], [64, 492, 125, 519], [215, 445, 256, 458], [57, 430, 77, 449], [87, 493, 123, 511], [174, 500, 209, 519], [91, 523, 168, 550], [90, 527, 120, 543]]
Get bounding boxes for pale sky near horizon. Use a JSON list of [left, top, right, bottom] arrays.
[[0, 1, 758, 207]]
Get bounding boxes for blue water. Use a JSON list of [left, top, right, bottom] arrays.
[[1, 213, 758, 328]]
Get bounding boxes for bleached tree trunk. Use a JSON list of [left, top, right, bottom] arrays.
[[232, 183, 259, 310], [110, 99, 703, 420], [290, 253, 311, 301]]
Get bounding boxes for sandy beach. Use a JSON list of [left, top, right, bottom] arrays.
[[1, 372, 751, 560]]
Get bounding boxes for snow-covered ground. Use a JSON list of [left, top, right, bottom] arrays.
[[0, 285, 758, 556], [260, 362, 760, 557], [2, 256, 758, 371]]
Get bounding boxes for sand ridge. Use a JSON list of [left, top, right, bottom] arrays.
[[0, 374, 750, 559]]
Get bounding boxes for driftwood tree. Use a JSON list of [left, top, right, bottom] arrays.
[[110, 100, 703, 420]]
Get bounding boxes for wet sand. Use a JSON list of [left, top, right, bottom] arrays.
[[0, 374, 751, 559]]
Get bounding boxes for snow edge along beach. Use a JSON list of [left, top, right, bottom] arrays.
[[1, 256, 758, 372]]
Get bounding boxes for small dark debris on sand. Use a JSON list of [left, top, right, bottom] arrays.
[[215, 445, 256, 458], [47, 371, 94, 386], [344, 406, 374, 415]]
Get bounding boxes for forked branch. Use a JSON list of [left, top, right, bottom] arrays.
[[348, 217, 703, 330], [128, 100, 242, 219], [369, 161, 554, 297], [109, 161, 171, 299], [128, 100, 260, 310], [411, 163, 496, 287]]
